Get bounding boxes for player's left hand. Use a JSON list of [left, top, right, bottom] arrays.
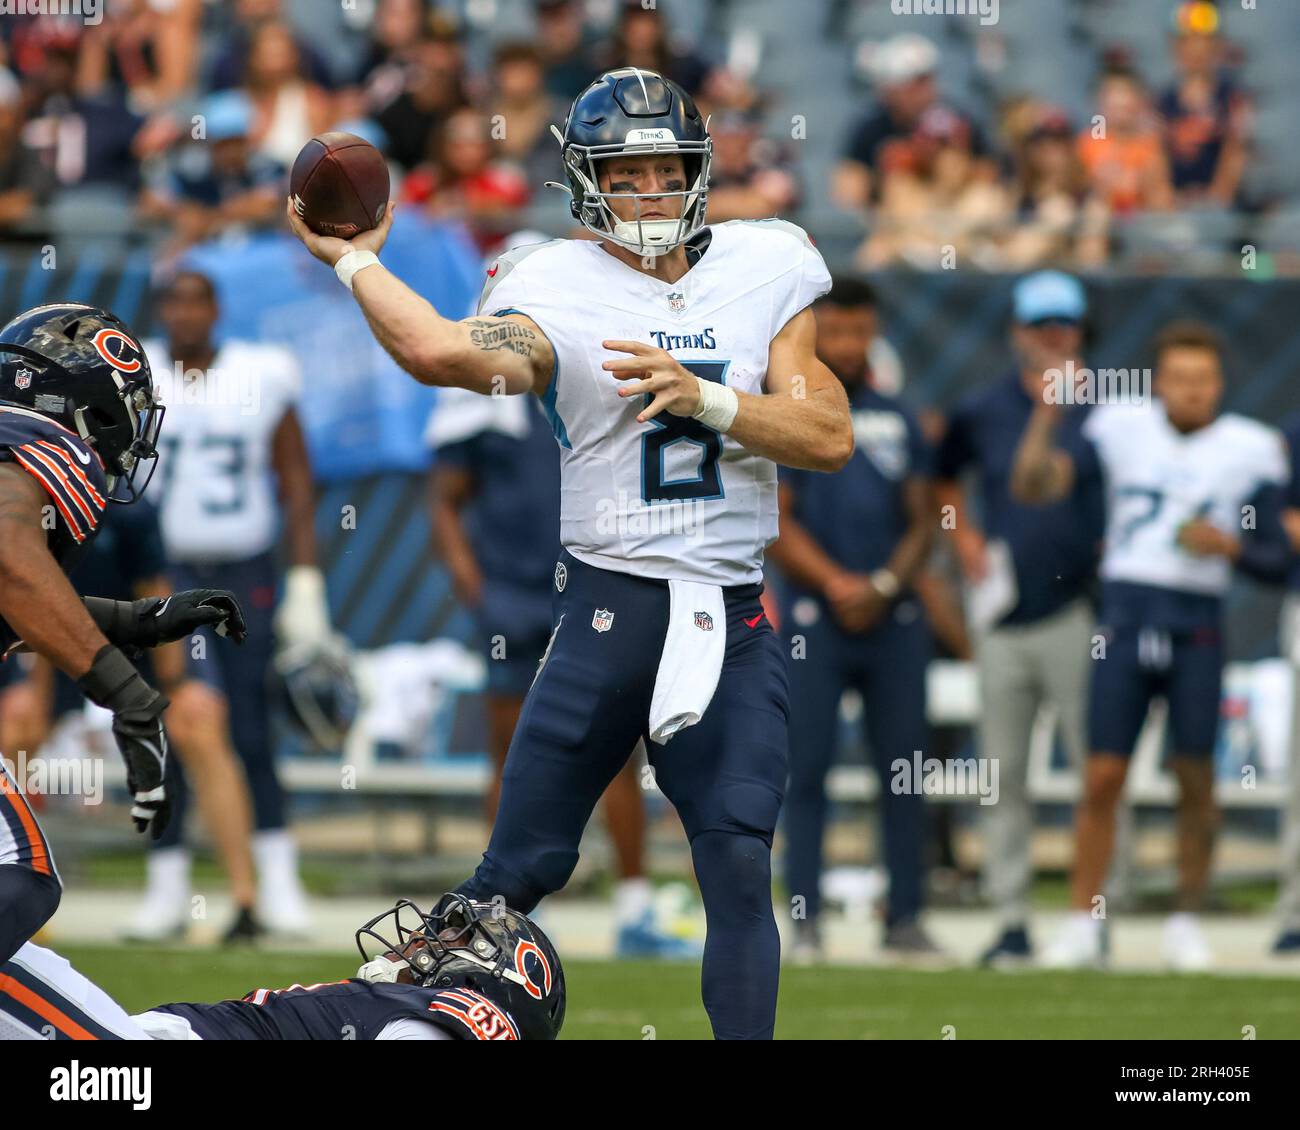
[[1176, 519, 1240, 560], [602, 340, 703, 423], [142, 590, 247, 646]]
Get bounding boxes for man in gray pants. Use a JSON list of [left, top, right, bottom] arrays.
[[935, 272, 1105, 965]]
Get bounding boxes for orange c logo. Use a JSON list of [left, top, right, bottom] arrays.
[[91, 328, 143, 373], [513, 940, 552, 1001]]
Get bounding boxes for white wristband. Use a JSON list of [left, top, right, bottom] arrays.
[[692, 377, 739, 432], [334, 249, 379, 291]]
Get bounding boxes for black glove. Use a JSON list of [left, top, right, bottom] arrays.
[[78, 646, 171, 839], [84, 589, 248, 649]]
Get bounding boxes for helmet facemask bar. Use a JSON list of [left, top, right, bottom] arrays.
[[82, 371, 165, 504], [555, 135, 712, 256]]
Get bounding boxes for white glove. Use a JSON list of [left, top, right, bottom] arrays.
[[273, 566, 332, 651]]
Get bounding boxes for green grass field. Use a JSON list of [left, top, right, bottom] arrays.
[[53, 945, 1300, 1040]]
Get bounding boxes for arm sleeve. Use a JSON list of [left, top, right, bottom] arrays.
[[375, 1018, 454, 1041], [933, 405, 972, 481], [770, 223, 833, 336], [1237, 481, 1290, 584], [0, 427, 107, 545]]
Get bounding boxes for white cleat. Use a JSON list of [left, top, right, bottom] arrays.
[[1042, 912, 1105, 970], [122, 890, 190, 942], [257, 880, 314, 938], [1162, 913, 1212, 972]]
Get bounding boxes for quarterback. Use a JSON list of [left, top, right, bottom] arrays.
[[288, 68, 852, 1039]]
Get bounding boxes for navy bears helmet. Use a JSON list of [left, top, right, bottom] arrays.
[[0, 303, 163, 502], [547, 66, 711, 256], [355, 893, 566, 1040], [271, 640, 360, 754]]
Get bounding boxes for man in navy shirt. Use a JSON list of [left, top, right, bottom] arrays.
[[935, 270, 1105, 966], [426, 379, 690, 958], [768, 278, 939, 962]]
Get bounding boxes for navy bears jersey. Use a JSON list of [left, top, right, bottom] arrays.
[[152, 978, 523, 1041], [0, 406, 109, 652]]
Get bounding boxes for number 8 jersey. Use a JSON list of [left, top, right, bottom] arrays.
[[479, 219, 831, 585]]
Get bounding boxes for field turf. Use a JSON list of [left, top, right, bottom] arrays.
[[52, 945, 1300, 1040]]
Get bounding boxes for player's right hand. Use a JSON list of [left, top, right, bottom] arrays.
[[285, 196, 396, 265], [77, 646, 172, 838]]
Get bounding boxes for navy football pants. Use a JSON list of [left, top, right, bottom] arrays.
[[781, 598, 931, 926], [456, 551, 790, 1039], [155, 552, 285, 849]]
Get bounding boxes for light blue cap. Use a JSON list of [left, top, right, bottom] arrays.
[[1013, 270, 1086, 324]]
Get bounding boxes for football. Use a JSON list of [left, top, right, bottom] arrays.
[[289, 131, 390, 240]]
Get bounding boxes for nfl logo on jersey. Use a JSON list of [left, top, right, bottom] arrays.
[[667, 291, 686, 313], [694, 611, 713, 631], [14, 368, 32, 390], [592, 608, 614, 633]]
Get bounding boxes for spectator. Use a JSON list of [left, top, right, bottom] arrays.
[[243, 20, 333, 171], [536, 0, 600, 102], [23, 39, 145, 195], [208, 0, 335, 92], [487, 42, 564, 190], [858, 104, 1009, 270], [593, 0, 712, 97], [141, 91, 285, 257], [934, 271, 1107, 967], [1077, 67, 1173, 216], [351, 0, 429, 83], [0, 67, 52, 231], [1158, 0, 1249, 207], [401, 107, 529, 251], [998, 104, 1105, 270], [768, 278, 942, 963], [75, 0, 202, 112], [370, 17, 469, 172], [833, 33, 992, 211], [704, 109, 800, 222]]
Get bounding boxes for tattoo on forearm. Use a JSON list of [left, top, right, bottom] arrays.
[[465, 318, 536, 358]]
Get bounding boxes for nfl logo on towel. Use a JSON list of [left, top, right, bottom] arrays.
[[15, 367, 32, 390], [694, 611, 713, 631], [592, 608, 614, 633]]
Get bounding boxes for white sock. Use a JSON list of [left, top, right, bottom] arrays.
[[6, 943, 151, 1039], [614, 878, 653, 926], [253, 830, 301, 890], [1066, 910, 1101, 937], [144, 848, 191, 901]]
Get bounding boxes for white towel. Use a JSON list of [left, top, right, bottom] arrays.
[[649, 580, 727, 744]]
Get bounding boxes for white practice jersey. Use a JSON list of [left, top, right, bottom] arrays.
[[478, 220, 831, 584], [144, 339, 301, 562], [1083, 402, 1288, 596]]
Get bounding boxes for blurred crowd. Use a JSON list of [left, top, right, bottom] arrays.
[[0, 0, 1280, 273]]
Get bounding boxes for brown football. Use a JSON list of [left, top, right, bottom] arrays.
[[289, 132, 390, 239]]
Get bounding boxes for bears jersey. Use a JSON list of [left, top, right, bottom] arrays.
[[152, 978, 522, 1041], [143, 340, 301, 563], [0, 406, 109, 651], [1082, 402, 1288, 596], [479, 219, 832, 585]]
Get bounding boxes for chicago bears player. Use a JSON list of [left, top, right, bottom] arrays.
[[1010, 321, 1289, 969], [288, 68, 852, 1039], [0, 302, 246, 967], [0, 894, 563, 1040]]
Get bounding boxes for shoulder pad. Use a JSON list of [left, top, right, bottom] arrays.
[[478, 238, 566, 314], [424, 988, 521, 1040], [720, 217, 818, 251]]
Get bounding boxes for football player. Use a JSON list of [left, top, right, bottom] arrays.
[[0, 302, 246, 966], [132, 269, 329, 942], [1010, 320, 1289, 969], [288, 68, 853, 1038], [0, 894, 563, 1040]]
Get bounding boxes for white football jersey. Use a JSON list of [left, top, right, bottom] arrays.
[[478, 220, 831, 584], [1083, 402, 1288, 596], [144, 339, 301, 562]]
